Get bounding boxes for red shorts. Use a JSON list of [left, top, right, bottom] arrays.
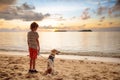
[[29, 47, 38, 59]]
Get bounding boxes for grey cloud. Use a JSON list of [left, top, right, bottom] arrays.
[[99, 16, 105, 22], [44, 13, 50, 17], [113, 0, 120, 11], [0, 0, 16, 11], [114, 14, 120, 17], [97, 6, 107, 15], [81, 8, 90, 20], [57, 17, 65, 21], [107, 0, 120, 17], [95, 1, 109, 16], [111, 0, 120, 17], [108, 8, 112, 17], [16, 3, 35, 10], [21, 12, 47, 21], [97, 1, 109, 15], [0, 0, 16, 5], [96, 0, 120, 17], [0, 3, 50, 21]]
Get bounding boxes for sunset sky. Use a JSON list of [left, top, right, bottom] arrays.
[[0, 0, 120, 31]]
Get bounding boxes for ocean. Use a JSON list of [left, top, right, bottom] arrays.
[[0, 32, 120, 53]]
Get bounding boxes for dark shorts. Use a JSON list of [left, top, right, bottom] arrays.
[[29, 47, 38, 59]]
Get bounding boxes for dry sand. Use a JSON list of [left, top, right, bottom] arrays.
[[0, 54, 120, 80]]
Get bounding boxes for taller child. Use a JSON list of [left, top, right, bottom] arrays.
[[27, 22, 40, 73]]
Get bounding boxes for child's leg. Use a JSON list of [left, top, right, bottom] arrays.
[[30, 59, 33, 70], [33, 59, 36, 70]]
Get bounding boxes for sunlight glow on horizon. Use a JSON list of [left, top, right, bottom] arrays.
[[39, 19, 59, 27]]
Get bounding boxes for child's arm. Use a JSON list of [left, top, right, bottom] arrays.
[[27, 33, 30, 47], [36, 38, 40, 53], [27, 42, 29, 47]]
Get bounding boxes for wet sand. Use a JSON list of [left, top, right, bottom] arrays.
[[0, 53, 120, 80]]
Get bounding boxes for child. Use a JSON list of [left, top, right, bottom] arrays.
[[27, 22, 40, 73]]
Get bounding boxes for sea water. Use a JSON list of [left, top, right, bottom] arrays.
[[0, 32, 120, 53]]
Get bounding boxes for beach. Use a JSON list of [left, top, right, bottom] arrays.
[[0, 0, 120, 79], [0, 52, 120, 80]]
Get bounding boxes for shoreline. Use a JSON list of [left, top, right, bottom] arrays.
[[0, 50, 120, 58], [0, 51, 120, 63]]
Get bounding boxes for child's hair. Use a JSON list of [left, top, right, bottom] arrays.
[[30, 22, 39, 30]]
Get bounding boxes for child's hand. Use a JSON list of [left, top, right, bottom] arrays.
[[38, 51, 40, 55], [37, 47, 40, 55], [38, 47, 40, 52]]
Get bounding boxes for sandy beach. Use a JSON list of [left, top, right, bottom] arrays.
[[0, 53, 120, 80]]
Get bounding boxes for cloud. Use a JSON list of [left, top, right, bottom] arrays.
[[0, 0, 16, 5], [0, 3, 50, 21], [0, 0, 16, 11], [107, 0, 120, 17], [48, 14, 65, 21], [81, 8, 90, 20], [99, 16, 105, 22], [97, 6, 107, 15], [113, 0, 120, 11], [57, 17, 65, 21], [111, 0, 120, 17], [97, 1, 108, 15], [109, 22, 113, 25], [108, 8, 113, 17], [16, 2, 35, 10], [114, 14, 120, 17], [44, 13, 50, 17], [96, 0, 120, 17]]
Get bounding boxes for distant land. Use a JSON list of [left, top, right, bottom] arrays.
[[0, 27, 120, 32], [54, 29, 92, 32], [92, 27, 120, 32]]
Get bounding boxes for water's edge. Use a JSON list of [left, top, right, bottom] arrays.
[[0, 50, 120, 58], [0, 51, 120, 63]]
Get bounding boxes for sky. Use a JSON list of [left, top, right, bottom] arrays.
[[0, 0, 120, 31]]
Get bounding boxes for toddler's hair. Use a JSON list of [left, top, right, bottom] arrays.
[[30, 22, 39, 30]]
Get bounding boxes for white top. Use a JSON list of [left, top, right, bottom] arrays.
[[27, 31, 39, 49]]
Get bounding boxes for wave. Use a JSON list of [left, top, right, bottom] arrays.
[[0, 48, 120, 58], [0, 49, 27, 52]]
